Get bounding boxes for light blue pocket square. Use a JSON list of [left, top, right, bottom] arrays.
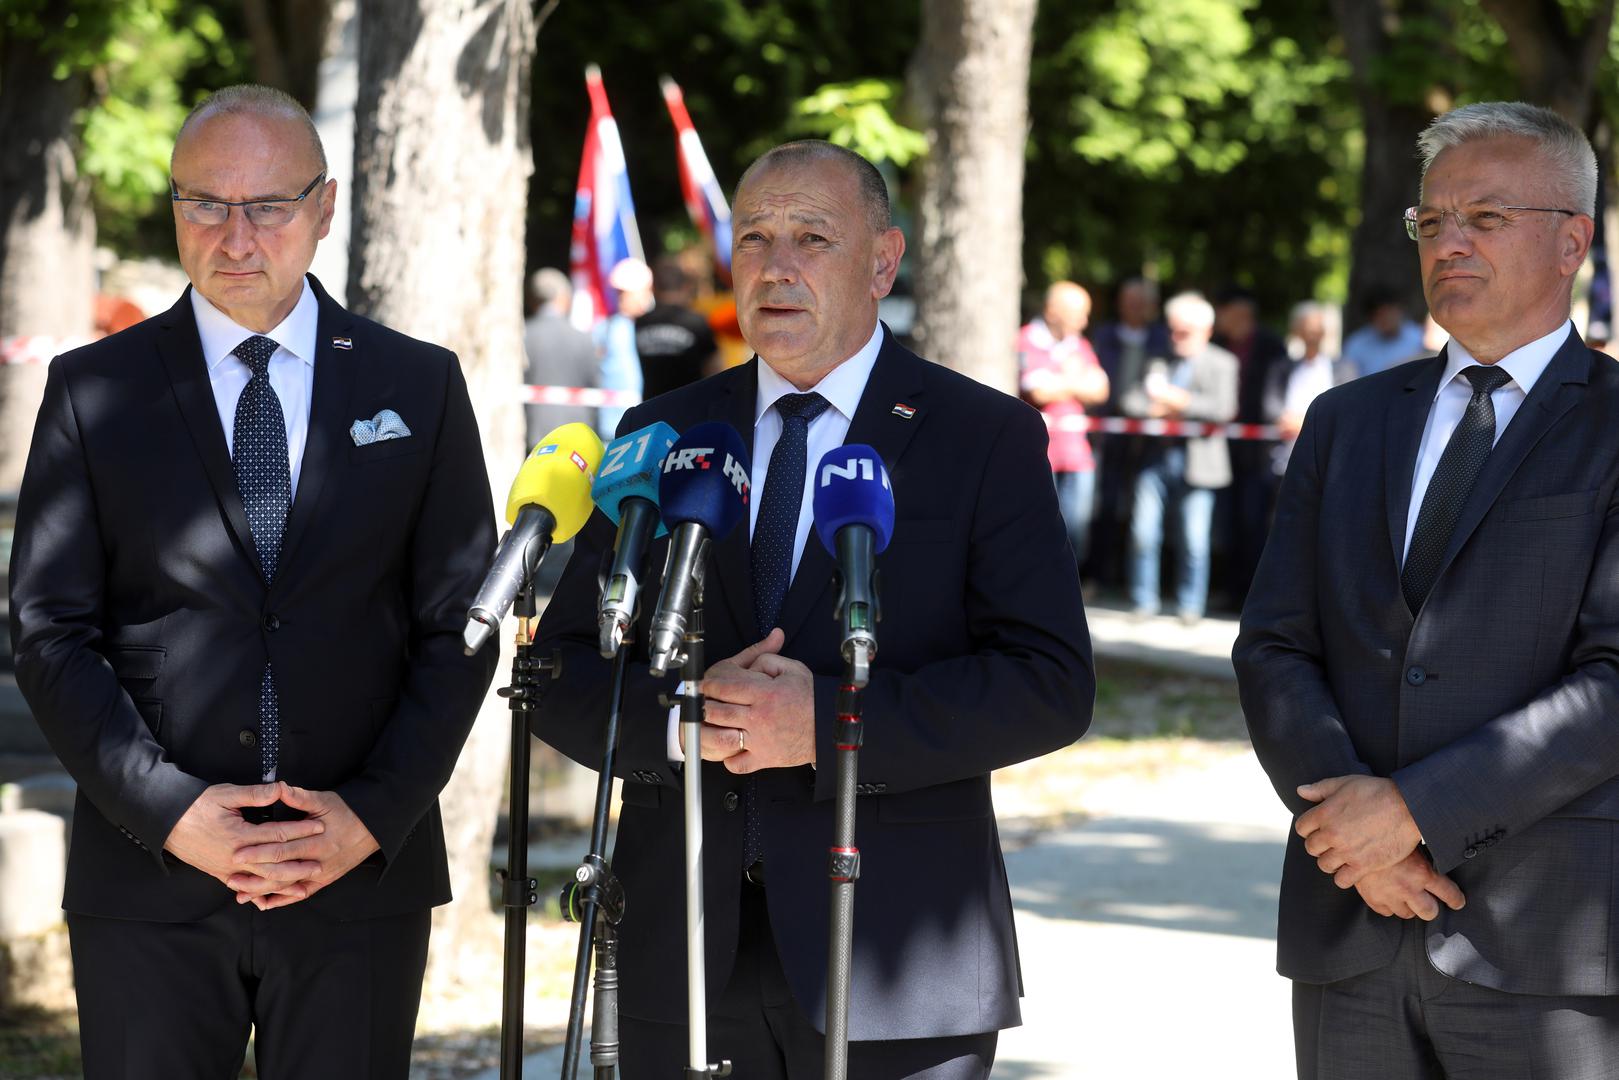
[[350, 409, 412, 446]]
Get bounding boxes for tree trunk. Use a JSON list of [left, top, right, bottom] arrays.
[[1331, 0, 1433, 335], [907, 0, 1037, 394], [350, 0, 534, 994], [241, 0, 337, 110], [0, 18, 95, 491], [1478, 0, 1616, 128]]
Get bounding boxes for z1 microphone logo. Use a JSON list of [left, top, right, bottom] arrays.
[[820, 456, 889, 489]]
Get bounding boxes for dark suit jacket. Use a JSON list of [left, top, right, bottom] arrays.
[[8, 275, 499, 923], [531, 329, 1094, 1040], [1234, 330, 1619, 996]]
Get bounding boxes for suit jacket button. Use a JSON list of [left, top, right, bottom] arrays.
[[1463, 845, 1478, 858], [723, 791, 739, 811], [262, 613, 280, 632], [239, 729, 258, 748], [1406, 666, 1427, 686]]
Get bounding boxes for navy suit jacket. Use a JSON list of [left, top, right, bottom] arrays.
[[1235, 329, 1619, 994], [531, 328, 1095, 1039], [8, 275, 499, 922]]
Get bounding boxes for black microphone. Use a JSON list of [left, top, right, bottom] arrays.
[[592, 422, 680, 656], [646, 422, 752, 676], [463, 423, 604, 655], [811, 444, 895, 686]]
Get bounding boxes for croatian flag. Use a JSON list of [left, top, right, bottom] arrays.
[[570, 65, 644, 325], [660, 76, 733, 282]]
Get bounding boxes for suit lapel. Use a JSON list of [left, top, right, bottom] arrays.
[[155, 288, 264, 582], [1431, 329, 1590, 581], [1384, 353, 1446, 575], [278, 276, 355, 575], [774, 330, 928, 647], [707, 361, 762, 644]]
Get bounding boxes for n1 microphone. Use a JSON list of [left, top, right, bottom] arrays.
[[812, 444, 895, 686], [463, 423, 605, 655], [647, 422, 752, 675], [592, 421, 680, 657]]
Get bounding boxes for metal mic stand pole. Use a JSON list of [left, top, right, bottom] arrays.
[[823, 656, 865, 1080], [680, 575, 730, 1079], [497, 541, 560, 1080], [559, 636, 632, 1080]]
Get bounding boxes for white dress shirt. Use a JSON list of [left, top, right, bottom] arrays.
[[190, 281, 318, 497], [1402, 321, 1570, 561], [666, 320, 884, 762]]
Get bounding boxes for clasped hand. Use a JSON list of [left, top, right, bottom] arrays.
[[680, 628, 817, 772], [164, 780, 379, 910]]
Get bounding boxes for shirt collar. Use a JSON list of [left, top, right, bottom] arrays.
[[190, 277, 319, 374], [1435, 320, 1572, 403], [754, 321, 884, 427]]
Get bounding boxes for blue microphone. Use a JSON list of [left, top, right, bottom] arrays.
[[812, 444, 894, 686], [593, 421, 681, 656], [647, 422, 752, 674]]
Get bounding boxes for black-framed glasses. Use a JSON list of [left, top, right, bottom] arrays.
[[170, 172, 326, 228], [1403, 203, 1577, 241]]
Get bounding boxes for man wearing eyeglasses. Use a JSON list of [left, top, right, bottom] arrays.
[[1236, 101, 1619, 1078], [7, 84, 498, 1077]]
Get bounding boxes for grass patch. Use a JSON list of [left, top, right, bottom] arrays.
[[0, 1006, 80, 1080]]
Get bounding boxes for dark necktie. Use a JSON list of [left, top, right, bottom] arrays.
[[743, 391, 830, 868], [231, 335, 292, 780], [1401, 364, 1512, 614]]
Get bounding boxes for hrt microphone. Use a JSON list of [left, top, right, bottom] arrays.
[[463, 423, 604, 655], [647, 422, 752, 675], [592, 421, 680, 657], [812, 444, 894, 687]]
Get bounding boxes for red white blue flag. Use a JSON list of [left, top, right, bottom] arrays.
[[660, 76, 733, 283], [570, 65, 645, 324]]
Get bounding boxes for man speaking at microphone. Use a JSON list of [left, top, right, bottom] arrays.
[[533, 140, 1094, 1078], [8, 85, 498, 1076]]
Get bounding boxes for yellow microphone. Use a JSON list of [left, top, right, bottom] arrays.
[[464, 423, 606, 654]]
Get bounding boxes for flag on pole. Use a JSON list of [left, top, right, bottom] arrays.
[[570, 65, 645, 326], [660, 75, 733, 283]]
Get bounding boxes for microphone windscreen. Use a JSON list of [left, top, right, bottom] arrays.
[[592, 421, 680, 535], [657, 421, 751, 538], [506, 422, 605, 540], [812, 443, 895, 554]]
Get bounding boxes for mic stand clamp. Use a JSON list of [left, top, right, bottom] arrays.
[[496, 584, 562, 1080]]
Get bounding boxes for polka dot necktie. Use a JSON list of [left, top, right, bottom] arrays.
[[1401, 364, 1512, 615], [743, 391, 830, 868], [231, 335, 291, 781]]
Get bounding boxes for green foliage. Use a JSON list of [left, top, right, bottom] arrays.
[[788, 79, 926, 166]]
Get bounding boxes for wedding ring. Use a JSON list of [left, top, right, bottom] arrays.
[[738, 730, 747, 752]]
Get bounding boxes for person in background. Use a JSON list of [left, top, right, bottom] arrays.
[[523, 266, 599, 446], [1122, 291, 1238, 624], [635, 252, 720, 399], [1341, 286, 1427, 375], [597, 257, 652, 440], [1019, 281, 1110, 574], [1262, 300, 1356, 476]]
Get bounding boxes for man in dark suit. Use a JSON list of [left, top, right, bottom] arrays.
[[532, 140, 1094, 1079], [1235, 101, 1619, 1078], [7, 85, 498, 1078]]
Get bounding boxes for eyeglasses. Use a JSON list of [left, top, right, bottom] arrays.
[[170, 172, 325, 228], [1403, 203, 1576, 241]]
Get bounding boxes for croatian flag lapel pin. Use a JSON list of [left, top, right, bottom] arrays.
[[891, 402, 917, 419], [332, 336, 353, 350]]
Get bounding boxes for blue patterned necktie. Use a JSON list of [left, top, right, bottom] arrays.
[[743, 391, 830, 868], [231, 335, 291, 781], [1401, 364, 1512, 615]]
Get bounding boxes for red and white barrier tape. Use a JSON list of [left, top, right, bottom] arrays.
[[1048, 414, 1284, 441], [521, 384, 641, 408], [0, 336, 94, 366]]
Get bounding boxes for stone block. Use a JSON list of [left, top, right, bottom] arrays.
[[0, 809, 65, 939]]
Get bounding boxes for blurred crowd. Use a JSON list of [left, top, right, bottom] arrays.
[[1016, 279, 1452, 623]]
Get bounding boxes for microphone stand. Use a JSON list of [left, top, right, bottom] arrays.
[[673, 571, 731, 1079], [497, 551, 561, 1080], [558, 628, 633, 1079], [824, 539, 879, 1080]]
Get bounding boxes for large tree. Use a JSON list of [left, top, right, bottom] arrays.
[[349, 0, 534, 992], [907, 0, 1038, 392]]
